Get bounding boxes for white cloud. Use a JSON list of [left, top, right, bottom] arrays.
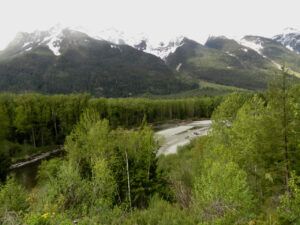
[[0, 0, 300, 49]]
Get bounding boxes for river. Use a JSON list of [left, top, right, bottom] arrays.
[[10, 150, 65, 189], [156, 120, 211, 155]]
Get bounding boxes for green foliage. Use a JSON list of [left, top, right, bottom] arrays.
[[204, 72, 300, 221], [277, 172, 300, 224], [193, 161, 255, 224], [209, 74, 300, 197], [65, 110, 164, 208], [42, 162, 91, 212], [0, 177, 29, 216], [0, 101, 9, 140], [0, 147, 10, 183], [24, 212, 73, 225], [212, 92, 251, 122], [158, 80, 247, 98], [65, 110, 111, 176], [2, 72, 300, 223], [91, 159, 117, 205], [27, 109, 165, 222], [123, 196, 196, 225], [111, 126, 161, 208], [157, 138, 208, 207], [37, 158, 63, 184]]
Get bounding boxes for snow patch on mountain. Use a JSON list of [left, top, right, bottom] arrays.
[[4, 25, 186, 59], [280, 27, 300, 35], [176, 63, 182, 71], [240, 38, 264, 55], [41, 24, 64, 55], [143, 37, 184, 59], [7, 24, 65, 56], [271, 60, 282, 69], [72, 27, 184, 59], [96, 29, 184, 59], [47, 37, 61, 55], [25, 47, 32, 52], [286, 45, 294, 51], [226, 51, 236, 57], [273, 27, 300, 53], [22, 42, 31, 48]]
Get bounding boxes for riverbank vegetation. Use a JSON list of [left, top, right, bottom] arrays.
[[0, 94, 221, 180], [1, 69, 300, 224]]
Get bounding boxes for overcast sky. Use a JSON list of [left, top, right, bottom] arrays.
[[0, 0, 300, 49]]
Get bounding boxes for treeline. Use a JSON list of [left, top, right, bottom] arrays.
[[0, 93, 220, 148]]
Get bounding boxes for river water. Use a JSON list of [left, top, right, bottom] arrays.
[[156, 120, 211, 155], [12, 161, 41, 189], [10, 151, 64, 189]]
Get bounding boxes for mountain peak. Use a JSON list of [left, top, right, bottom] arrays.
[[281, 27, 300, 35], [48, 23, 65, 34], [89, 28, 185, 59], [2, 25, 189, 59], [273, 28, 300, 53], [2, 25, 93, 57], [240, 36, 264, 54], [207, 35, 228, 41]]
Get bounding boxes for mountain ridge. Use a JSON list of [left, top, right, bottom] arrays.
[[3, 25, 300, 60], [0, 27, 195, 97], [0, 25, 300, 97]]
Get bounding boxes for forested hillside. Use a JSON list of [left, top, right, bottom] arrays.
[[166, 37, 279, 90]]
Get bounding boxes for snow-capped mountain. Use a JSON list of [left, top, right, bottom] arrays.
[[4, 24, 300, 61], [4, 24, 67, 57], [0, 24, 194, 97], [1, 25, 185, 60], [273, 27, 300, 53], [1, 24, 300, 97], [137, 36, 184, 59], [72, 27, 185, 59], [237, 34, 300, 73], [239, 36, 264, 56]]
